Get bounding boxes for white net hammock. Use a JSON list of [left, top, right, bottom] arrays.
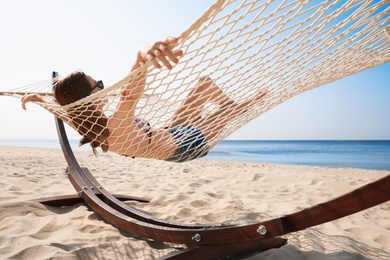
[[2, 0, 390, 161]]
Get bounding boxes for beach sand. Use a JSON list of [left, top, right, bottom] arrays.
[[0, 146, 389, 259]]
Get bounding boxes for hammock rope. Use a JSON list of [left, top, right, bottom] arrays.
[[2, 0, 390, 161]]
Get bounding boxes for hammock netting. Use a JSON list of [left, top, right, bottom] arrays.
[[2, 0, 390, 161]]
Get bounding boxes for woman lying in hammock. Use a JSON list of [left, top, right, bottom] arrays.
[[21, 37, 266, 162]]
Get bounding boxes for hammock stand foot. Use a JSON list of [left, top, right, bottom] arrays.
[[31, 193, 149, 207]]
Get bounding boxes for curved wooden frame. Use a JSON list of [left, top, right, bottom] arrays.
[[34, 72, 390, 259]]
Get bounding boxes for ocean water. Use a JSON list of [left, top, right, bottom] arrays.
[[0, 139, 389, 171], [205, 140, 390, 171]]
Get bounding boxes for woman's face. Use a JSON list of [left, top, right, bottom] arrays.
[[86, 75, 108, 109], [86, 75, 103, 94]]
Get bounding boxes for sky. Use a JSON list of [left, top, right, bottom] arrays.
[[0, 0, 389, 141]]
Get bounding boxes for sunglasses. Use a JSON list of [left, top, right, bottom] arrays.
[[91, 80, 104, 92]]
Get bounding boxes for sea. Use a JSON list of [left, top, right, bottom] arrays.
[[0, 139, 389, 171]]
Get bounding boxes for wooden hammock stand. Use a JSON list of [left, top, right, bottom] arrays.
[[32, 73, 390, 259]]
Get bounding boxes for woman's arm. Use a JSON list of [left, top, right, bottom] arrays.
[[21, 93, 73, 124], [121, 36, 183, 105], [112, 37, 183, 122], [106, 37, 183, 147], [21, 93, 53, 110]]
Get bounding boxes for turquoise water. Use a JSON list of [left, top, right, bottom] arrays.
[[1, 139, 389, 170]]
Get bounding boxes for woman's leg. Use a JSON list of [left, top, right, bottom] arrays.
[[198, 88, 267, 140], [168, 76, 233, 127], [167, 75, 267, 141]]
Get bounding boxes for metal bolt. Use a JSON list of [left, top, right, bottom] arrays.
[[83, 186, 88, 190], [90, 186, 95, 190], [192, 233, 201, 242], [257, 225, 267, 235]]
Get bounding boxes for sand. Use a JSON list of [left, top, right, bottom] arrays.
[[0, 146, 389, 259]]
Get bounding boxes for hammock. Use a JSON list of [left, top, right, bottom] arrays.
[[3, 0, 390, 162], [2, 0, 390, 258]]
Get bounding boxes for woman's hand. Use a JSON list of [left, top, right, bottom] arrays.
[[134, 37, 183, 70], [21, 93, 45, 110]]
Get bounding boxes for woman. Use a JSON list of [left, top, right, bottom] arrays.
[[22, 37, 266, 162]]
